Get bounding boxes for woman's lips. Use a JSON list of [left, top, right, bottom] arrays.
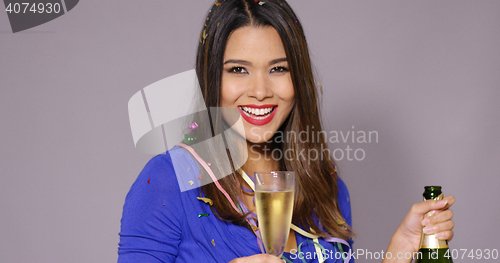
[[237, 104, 278, 126]]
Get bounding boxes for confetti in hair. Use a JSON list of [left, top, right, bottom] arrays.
[[189, 122, 199, 130]]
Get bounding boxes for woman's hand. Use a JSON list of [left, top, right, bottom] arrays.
[[229, 254, 284, 263], [383, 195, 455, 262]]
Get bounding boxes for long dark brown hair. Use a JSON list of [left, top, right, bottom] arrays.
[[194, 0, 353, 241]]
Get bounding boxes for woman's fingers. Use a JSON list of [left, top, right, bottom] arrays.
[[411, 195, 455, 217], [435, 230, 454, 241], [440, 195, 455, 209], [418, 196, 455, 242], [423, 219, 455, 235], [422, 209, 454, 226]]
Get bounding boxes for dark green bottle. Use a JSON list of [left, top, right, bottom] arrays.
[[414, 186, 453, 263]]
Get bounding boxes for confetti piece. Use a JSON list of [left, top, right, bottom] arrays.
[[214, 1, 221, 6], [147, 178, 150, 184], [189, 180, 194, 185], [187, 168, 190, 171], [258, 1, 264, 5], [198, 174, 202, 180], [163, 204, 165, 206], [217, 22, 219, 27], [211, 239, 215, 246], [183, 135, 197, 144], [197, 197, 214, 206], [207, 162, 211, 166], [336, 220, 346, 225], [198, 213, 210, 218], [189, 122, 198, 130]]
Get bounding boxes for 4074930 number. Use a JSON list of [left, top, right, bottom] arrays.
[[445, 249, 498, 260], [5, 3, 62, 14]]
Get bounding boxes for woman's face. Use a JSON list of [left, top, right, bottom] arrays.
[[221, 26, 295, 144]]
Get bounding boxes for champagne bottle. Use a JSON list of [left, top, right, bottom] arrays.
[[414, 186, 453, 263]]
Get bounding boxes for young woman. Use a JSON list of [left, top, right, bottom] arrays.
[[118, 1, 455, 262]]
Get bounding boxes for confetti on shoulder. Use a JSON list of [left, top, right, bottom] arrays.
[[197, 197, 214, 206], [187, 168, 190, 171], [189, 180, 194, 185], [198, 213, 210, 218], [147, 178, 150, 184], [211, 239, 215, 246]]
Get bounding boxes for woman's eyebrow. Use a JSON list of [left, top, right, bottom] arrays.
[[269, 57, 287, 65], [224, 59, 251, 65], [223, 57, 287, 66]]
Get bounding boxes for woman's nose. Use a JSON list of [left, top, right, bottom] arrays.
[[247, 72, 273, 101]]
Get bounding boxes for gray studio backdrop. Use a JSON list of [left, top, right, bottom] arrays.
[[1, 0, 499, 262]]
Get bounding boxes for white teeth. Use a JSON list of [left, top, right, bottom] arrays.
[[241, 106, 274, 116]]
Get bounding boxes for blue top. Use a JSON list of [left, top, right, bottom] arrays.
[[118, 146, 354, 263]]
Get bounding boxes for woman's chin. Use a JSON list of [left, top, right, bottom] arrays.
[[245, 135, 274, 145]]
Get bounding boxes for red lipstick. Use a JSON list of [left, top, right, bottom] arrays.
[[238, 105, 278, 126]]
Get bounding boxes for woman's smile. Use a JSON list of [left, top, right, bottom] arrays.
[[238, 104, 278, 125]]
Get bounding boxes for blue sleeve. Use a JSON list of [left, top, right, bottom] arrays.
[[337, 177, 354, 263], [337, 177, 352, 229], [117, 153, 183, 263]]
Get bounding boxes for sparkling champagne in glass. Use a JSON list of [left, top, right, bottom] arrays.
[[254, 171, 295, 256]]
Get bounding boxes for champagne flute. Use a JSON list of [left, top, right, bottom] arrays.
[[254, 171, 295, 256]]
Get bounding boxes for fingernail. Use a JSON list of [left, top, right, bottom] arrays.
[[437, 200, 448, 207], [422, 218, 430, 225], [426, 210, 437, 217], [435, 232, 445, 239], [423, 226, 432, 234]]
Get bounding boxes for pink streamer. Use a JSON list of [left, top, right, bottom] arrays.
[[178, 143, 241, 214]]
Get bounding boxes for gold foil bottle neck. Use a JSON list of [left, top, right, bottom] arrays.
[[419, 193, 449, 249]]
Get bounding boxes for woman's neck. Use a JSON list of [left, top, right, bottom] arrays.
[[241, 140, 280, 175]]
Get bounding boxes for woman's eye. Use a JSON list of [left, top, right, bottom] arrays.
[[227, 67, 248, 74], [270, 66, 289, 73]]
